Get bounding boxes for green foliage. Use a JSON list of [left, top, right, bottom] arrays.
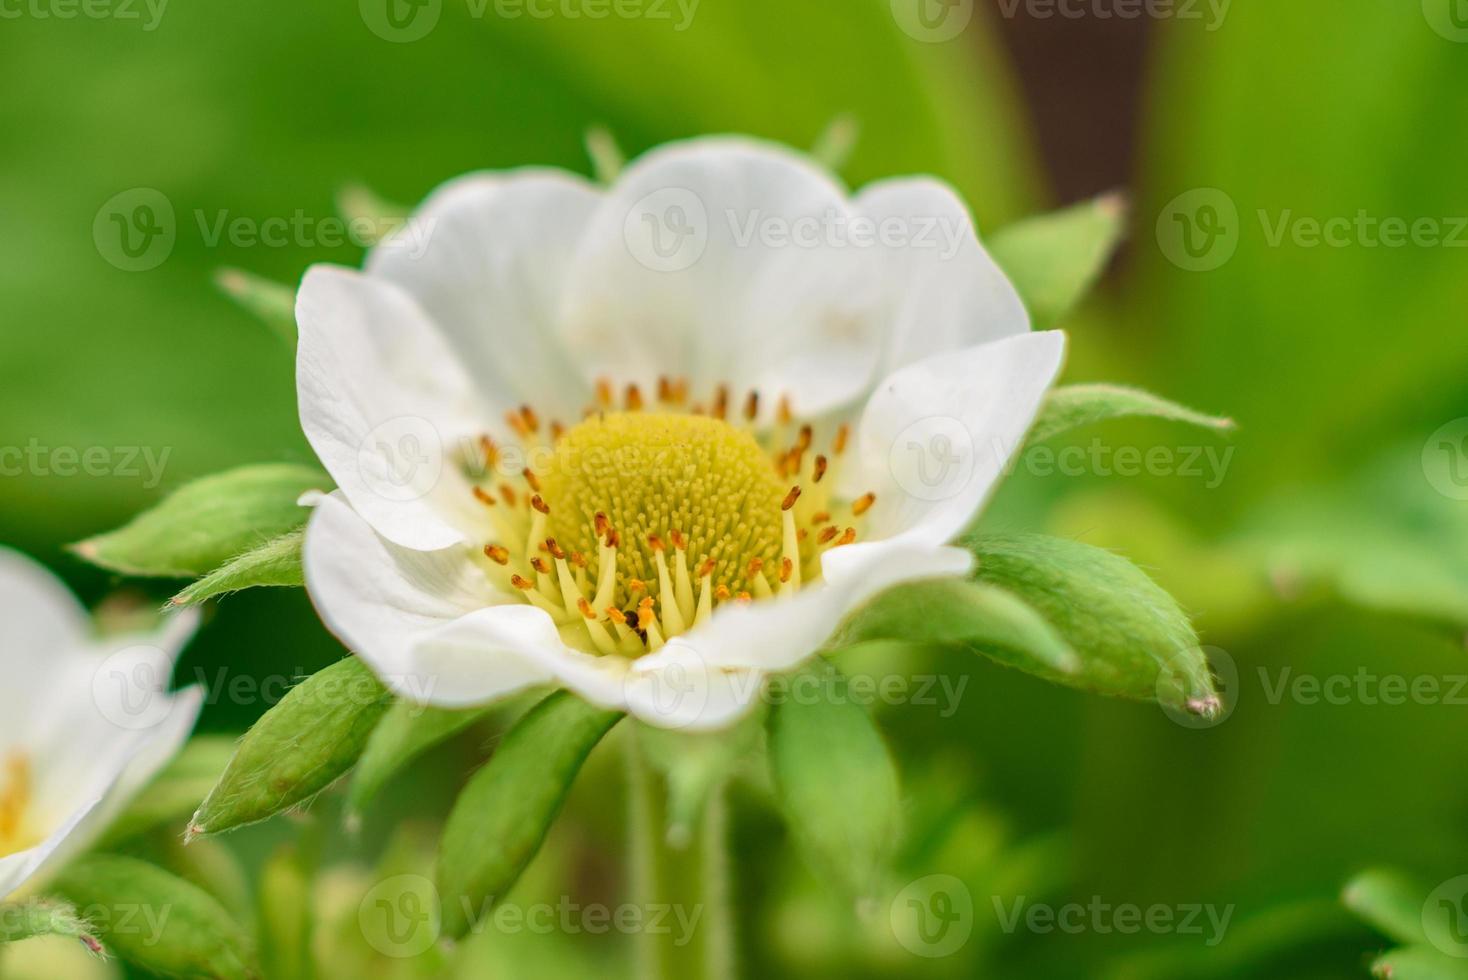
[[767, 660, 901, 900], [51, 855, 254, 980], [437, 692, 622, 938], [100, 736, 237, 846], [1343, 868, 1431, 947], [213, 268, 297, 346], [189, 657, 391, 837], [169, 528, 305, 606], [634, 714, 762, 845], [990, 193, 1128, 327], [257, 846, 314, 980], [828, 576, 1080, 677], [345, 701, 494, 821], [1028, 384, 1234, 445], [1370, 947, 1468, 980], [0, 899, 100, 953], [962, 532, 1220, 716], [72, 464, 326, 579]]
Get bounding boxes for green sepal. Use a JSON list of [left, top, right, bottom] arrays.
[[189, 657, 391, 838], [767, 660, 900, 900], [989, 192, 1128, 327], [72, 464, 327, 579], [437, 691, 622, 938]]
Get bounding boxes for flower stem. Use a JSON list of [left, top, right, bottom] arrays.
[[626, 738, 735, 980]]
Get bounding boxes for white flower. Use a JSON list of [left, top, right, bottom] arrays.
[[0, 549, 201, 900], [298, 136, 1065, 731]]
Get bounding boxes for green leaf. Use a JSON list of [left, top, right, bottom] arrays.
[[437, 691, 622, 939], [963, 532, 1220, 717], [189, 657, 391, 838], [1028, 384, 1235, 446], [827, 576, 1080, 678], [72, 464, 328, 579], [100, 736, 237, 846], [50, 855, 253, 980], [0, 899, 101, 954], [768, 660, 900, 899], [257, 846, 314, 980], [346, 701, 493, 822], [169, 528, 304, 607], [989, 192, 1128, 327], [335, 183, 408, 246], [1343, 868, 1431, 946], [213, 267, 297, 346], [1231, 445, 1468, 630], [1371, 946, 1468, 980]]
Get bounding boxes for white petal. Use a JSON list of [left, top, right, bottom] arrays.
[[855, 177, 1030, 376], [302, 491, 503, 685], [366, 170, 604, 419], [559, 136, 882, 418], [296, 265, 494, 550], [0, 549, 89, 713], [848, 331, 1067, 548]]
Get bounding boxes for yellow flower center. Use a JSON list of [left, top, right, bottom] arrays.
[[542, 412, 785, 599], [0, 752, 37, 859], [465, 380, 877, 657]]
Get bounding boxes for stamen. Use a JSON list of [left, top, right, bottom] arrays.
[[522, 468, 542, 493], [484, 544, 510, 565], [472, 486, 497, 507], [744, 390, 759, 422], [813, 455, 828, 483], [833, 424, 850, 455], [625, 384, 644, 411], [852, 492, 876, 516]]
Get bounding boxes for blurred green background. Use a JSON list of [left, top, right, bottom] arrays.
[[2, 0, 1466, 976]]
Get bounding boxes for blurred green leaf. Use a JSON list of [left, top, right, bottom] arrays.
[[100, 736, 237, 846], [189, 657, 390, 838], [1343, 869, 1431, 946], [0, 900, 100, 954], [1371, 946, 1468, 980], [213, 268, 297, 346], [257, 846, 314, 980], [1029, 384, 1235, 445], [345, 701, 492, 822], [169, 528, 305, 607], [828, 576, 1080, 677], [1232, 445, 1468, 629], [990, 192, 1128, 327], [438, 691, 622, 939], [73, 464, 327, 579], [51, 855, 253, 980], [768, 660, 900, 900], [962, 532, 1219, 716]]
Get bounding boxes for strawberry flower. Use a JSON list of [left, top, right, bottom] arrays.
[[298, 137, 1064, 730]]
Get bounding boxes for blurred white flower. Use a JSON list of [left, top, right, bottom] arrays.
[[0, 549, 201, 900], [297, 136, 1064, 730]]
